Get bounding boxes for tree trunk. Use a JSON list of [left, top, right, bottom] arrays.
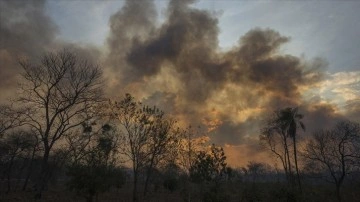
[[133, 170, 138, 202], [23, 146, 37, 191], [35, 147, 50, 199], [336, 183, 342, 202], [143, 167, 151, 196], [144, 157, 155, 196], [284, 137, 292, 185], [293, 135, 302, 193], [6, 154, 16, 193]]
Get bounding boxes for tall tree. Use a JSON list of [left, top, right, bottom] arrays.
[[17, 50, 103, 198], [66, 123, 124, 202], [108, 94, 171, 202], [260, 112, 292, 183], [177, 126, 209, 174], [143, 115, 177, 196], [277, 107, 305, 192], [260, 107, 305, 190]]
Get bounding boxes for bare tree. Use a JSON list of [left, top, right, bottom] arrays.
[[303, 121, 360, 202], [66, 123, 123, 202], [107, 94, 180, 200], [64, 120, 99, 166], [175, 127, 212, 202], [260, 113, 292, 183], [177, 126, 208, 174], [107, 94, 163, 202], [22, 130, 40, 191], [143, 115, 177, 196], [0, 130, 36, 193], [0, 105, 23, 137], [16, 50, 103, 198]]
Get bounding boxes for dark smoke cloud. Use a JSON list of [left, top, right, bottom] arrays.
[[107, 0, 227, 102], [302, 103, 345, 133], [142, 91, 177, 115], [0, 0, 102, 104], [105, 0, 339, 149], [227, 29, 325, 107], [0, 0, 57, 102], [1, 0, 355, 166], [210, 119, 259, 145], [105, 0, 157, 89], [236, 28, 289, 62], [107, 0, 324, 107], [0, 0, 57, 55]]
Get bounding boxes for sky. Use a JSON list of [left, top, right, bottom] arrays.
[[46, 0, 360, 72], [1, 0, 359, 167]]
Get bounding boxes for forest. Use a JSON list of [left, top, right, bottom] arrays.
[[0, 50, 359, 202]]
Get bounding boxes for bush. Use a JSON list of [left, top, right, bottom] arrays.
[[66, 164, 125, 202], [163, 177, 179, 192]]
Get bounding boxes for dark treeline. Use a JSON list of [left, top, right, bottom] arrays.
[[0, 50, 360, 202]]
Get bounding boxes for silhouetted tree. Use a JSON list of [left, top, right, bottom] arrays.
[[0, 130, 36, 193], [303, 121, 360, 202], [174, 126, 209, 202], [189, 144, 230, 202], [0, 105, 23, 137], [261, 113, 292, 182], [143, 115, 177, 196], [177, 126, 209, 174], [22, 132, 40, 191], [64, 120, 98, 166], [190, 144, 228, 184], [66, 124, 124, 202], [16, 50, 103, 198], [260, 107, 305, 191], [277, 107, 305, 192], [162, 163, 182, 192], [108, 94, 174, 201]]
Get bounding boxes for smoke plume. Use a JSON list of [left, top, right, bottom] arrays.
[[105, 0, 334, 146], [1, 0, 357, 166]]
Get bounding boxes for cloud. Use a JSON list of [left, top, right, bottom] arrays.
[[105, 0, 325, 106], [1, 0, 358, 167], [0, 0, 58, 103], [104, 0, 332, 152], [0, 0, 103, 104], [311, 70, 360, 117], [105, 0, 157, 93]]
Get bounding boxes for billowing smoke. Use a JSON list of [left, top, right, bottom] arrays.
[[105, 0, 157, 90], [0, 0, 57, 102], [1, 0, 356, 166], [105, 0, 334, 147], [0, 0, 102, 104]]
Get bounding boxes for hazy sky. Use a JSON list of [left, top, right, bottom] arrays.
[[46, 0, 360, 72], [1, 0, 359, 167]]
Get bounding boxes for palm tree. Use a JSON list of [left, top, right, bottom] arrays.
[[277, 107, 305, 192]]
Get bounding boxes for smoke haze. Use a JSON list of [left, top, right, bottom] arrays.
[[1, 0, 359, 167]]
